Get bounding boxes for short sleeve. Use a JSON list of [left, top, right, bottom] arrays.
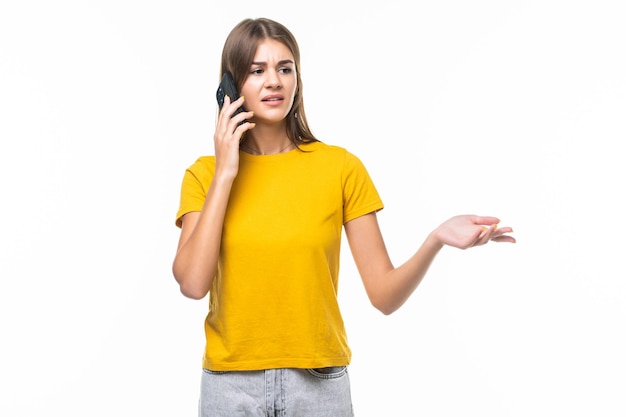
[[175, 157, 215, 228], [341, 151, 384, 224]]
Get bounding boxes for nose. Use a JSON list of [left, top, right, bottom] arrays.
[[264, 70, 281, 89]]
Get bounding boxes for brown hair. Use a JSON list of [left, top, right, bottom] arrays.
[[220, 18, 319, 146]]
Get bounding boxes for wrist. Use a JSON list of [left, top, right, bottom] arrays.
[[425, 229, 445, 252], [212, 169, 237, 185]]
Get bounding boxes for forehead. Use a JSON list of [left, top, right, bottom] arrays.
[[253, 38, 294, 62]]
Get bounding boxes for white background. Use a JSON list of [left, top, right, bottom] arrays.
[[1, 1, 625, 416]]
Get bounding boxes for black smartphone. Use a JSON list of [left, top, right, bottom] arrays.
[[216, 72, 246, 121]]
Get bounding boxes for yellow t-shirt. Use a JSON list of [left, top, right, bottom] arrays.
[[175, 141, 384, 371]]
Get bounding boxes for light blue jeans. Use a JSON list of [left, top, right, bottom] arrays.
[[199, 366, 354, 416]]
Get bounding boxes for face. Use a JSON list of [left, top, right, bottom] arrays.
[[240, 39, 298, 125]]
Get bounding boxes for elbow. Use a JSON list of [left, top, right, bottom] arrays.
[[172, 264, 210, 300], [378, 307, 396, 316], [368, 295, 400, 316], [179, 282, 208, 300], [373, 303, 398, 316]]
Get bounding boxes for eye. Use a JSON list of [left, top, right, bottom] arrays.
[[250, 68, 263, 75], [278, 67, 293, 74]]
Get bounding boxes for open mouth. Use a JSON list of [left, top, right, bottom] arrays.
[[262, 95, 283, 102]]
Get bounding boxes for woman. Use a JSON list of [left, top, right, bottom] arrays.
[[173, 17, 515, 417]]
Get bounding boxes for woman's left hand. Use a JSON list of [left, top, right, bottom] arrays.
[[432, 215, 516, 249]]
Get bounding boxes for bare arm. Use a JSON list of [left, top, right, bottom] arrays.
[[172, 177, 234, 299], [344, 213, 515, 315], [172, 96, 254, 299]]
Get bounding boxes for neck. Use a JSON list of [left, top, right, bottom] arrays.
[[240, 140, 294, 155], [240, 123, 295, 155]]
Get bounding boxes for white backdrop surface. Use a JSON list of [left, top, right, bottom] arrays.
[[1, 1, 624, 416]]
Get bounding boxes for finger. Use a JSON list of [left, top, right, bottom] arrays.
[[216, 96, 234, 132], [476, 225, 496, 246], [218, 94, 233, 117], [231, 110, 254, 127], [474, 227, 490, 246], [473, 216, 500, 226], [491, 235, 516, 244], [492, 226, 513, 237], [225, 96, 245, 118], [235, 120, 256, 136], [217, 95, 240, 121]]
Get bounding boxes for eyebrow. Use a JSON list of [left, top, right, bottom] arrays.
[[251, 59, 295, 66]]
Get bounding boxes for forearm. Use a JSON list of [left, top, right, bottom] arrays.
[[172, 176, 233, 299], [370, 232, 443, 315], [351, 213, 514, 315]]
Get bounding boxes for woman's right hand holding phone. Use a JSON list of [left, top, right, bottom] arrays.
[[213, 95, 255, 181], [172, 95, 255, 299]]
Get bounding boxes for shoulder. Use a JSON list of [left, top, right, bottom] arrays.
[[187, 155, 215, 171], [300, 141, 361, 163], [185, 156, 216, 178], [178, 156, 216, 194]]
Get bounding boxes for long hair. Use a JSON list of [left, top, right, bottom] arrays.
[[220, 18, 319, 147]]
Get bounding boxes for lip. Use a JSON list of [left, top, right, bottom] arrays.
[[261, 94, 284, 105]]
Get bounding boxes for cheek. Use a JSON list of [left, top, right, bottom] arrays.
[[287, 79, 298, 101], [286, 91, 297, 110], [239, 83, 258, 111], [240, 77, 261, 98], [239, 84, 253, 99]]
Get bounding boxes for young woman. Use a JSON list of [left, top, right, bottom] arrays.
[[173, 17, 515, 417]]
